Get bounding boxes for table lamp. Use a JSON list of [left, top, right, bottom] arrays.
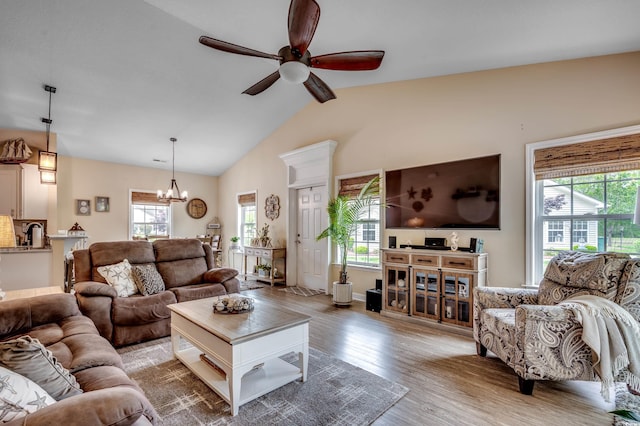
[[0, 215, 16, 248]]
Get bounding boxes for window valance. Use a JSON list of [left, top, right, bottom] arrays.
[[533, 132, 640, 180]]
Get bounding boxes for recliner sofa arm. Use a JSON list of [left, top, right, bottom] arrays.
[[474, 287, 539, 310], [203, 267, 238, 283], [74, 281, 116, 341], [513, 303, 592, 382], [3, 387, 157, 426], [0, 293, 81, 338], [204, 268, 240, 294], [75, 281, 118, 299]]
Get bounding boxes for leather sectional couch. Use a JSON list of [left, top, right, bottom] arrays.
[[74, 238, 240, 346], [0, 293, 158, 425]]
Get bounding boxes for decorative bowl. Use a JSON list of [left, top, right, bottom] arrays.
[[212, 296, 254, 314]]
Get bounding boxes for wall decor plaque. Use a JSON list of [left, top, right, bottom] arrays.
[[265, 194, 280, 221]]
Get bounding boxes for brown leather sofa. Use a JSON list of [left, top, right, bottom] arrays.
[[74, 238, 240, 346], [0, 293, 158, 425]]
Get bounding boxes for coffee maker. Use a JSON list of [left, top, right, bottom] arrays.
[[25, 222, 44, 248]]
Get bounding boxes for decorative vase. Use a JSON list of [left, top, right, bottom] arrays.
[[333, 282, 353, 306]]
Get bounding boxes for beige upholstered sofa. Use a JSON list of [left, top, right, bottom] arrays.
[[474, 251, 640, 394], [0, 293, 157, 425], [74, 238, 240, 346]]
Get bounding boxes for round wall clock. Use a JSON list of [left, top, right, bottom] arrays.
[[186, 198, 207, 219]]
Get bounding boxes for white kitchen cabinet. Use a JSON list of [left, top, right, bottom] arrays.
[[0, 164, 49, 219], [20, 164, 49, 219], [0, 167, 19, 217]]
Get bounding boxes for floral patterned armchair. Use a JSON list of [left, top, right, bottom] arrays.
[[474, 251, 640, 395]]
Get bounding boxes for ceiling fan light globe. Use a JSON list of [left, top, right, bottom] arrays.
[[279, 61, 310, 84]]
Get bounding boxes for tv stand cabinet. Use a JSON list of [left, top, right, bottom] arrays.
[[381, 248, 487, 328]]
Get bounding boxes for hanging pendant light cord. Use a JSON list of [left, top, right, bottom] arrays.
[[171, 137, 176, 180], [46, 89, 51, 152]]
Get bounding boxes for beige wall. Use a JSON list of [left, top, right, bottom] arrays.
[[57, 156, 219, 244], [219, 52, 640, 295]]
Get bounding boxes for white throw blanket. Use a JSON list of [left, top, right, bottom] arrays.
[[561, 295, 640, 401]]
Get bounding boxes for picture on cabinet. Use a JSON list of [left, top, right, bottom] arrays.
[[76, 199, 90, 215], [95, 196, 109, 212]]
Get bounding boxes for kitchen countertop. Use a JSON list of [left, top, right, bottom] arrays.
[[0, 247, 52, 253]]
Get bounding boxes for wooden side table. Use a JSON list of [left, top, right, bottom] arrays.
[[242, 247, 286, 286]]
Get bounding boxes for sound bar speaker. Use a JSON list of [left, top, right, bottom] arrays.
[[389, 236, 396, 249], [470, 238, 484, 253]]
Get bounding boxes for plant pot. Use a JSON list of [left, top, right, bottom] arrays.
[[333, 282, 353, 306]]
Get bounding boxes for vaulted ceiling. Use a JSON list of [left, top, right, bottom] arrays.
[[1, 0, 639, 176]]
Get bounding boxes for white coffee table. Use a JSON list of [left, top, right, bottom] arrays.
[[168, 296, 310, 416]]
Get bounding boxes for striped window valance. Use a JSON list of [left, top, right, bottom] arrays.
[[338, 173, 379, 198], [131, 191, 169, 205], [533, 132, 640, 180], [237, 192, 256, 206]]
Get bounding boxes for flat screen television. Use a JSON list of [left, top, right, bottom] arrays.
[[385, 154, 500, 229]]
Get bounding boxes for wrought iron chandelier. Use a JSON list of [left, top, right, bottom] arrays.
[[157, 137, 188, 202]]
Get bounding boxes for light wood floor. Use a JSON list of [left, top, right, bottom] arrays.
[[251, 285, 613, 426]]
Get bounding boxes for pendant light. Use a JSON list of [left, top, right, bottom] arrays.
[[157, 137, 188, 202], [39, 84, 57, 184]]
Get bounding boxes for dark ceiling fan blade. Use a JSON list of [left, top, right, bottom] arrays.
[[242, 71, 281, 96], [288, 0, 320, 56], [199, 36, 282, 61], [310, 51, 385, 70], [303, 72, 336, 103]]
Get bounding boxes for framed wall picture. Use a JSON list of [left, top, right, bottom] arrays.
[[76, 199, 91, 216], [95, 196, 110, 212]]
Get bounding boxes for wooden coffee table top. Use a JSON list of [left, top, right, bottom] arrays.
[[168, 296, 311, 345]]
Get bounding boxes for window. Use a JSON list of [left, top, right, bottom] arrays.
[[547, 220, 564, 242], [526, 126, 640, 286], [362, 223, 376, 241], [237, 192, 256, 247], [130, 191, 171, 240], [337, 173, 381, 268], [572, 220, 588, 244]]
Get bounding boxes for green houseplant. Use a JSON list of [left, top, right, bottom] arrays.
[[316, 176, 380, 305]]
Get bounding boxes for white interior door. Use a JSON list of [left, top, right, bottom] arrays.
[[296, 186, 327, 291]]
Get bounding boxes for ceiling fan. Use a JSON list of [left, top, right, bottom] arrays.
[[198, 0, 385, 103]]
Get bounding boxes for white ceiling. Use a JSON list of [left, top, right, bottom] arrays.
[[1, 0, 639, 176]]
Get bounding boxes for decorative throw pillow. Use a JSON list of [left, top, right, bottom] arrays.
[[97, 259, 138, 297], [0, 336, 82, 401], [0, 365, 56, 422], [544, 251, 629, 292], [131, 263, 165, 296], [538, 251, 630, 305]]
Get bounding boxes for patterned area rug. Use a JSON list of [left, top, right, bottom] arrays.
[[118, 338, 407, 425], [239, 280, 265, 291], [278, 286, 326, 297], [614, 383, 640, 425]]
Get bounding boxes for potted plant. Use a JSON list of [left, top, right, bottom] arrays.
[[256, 263, 271, 278], [316, 176, 380, 305], [229, 236, 240, 250]]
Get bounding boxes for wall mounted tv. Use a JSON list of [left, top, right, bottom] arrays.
[[385, 154, 500, 229]]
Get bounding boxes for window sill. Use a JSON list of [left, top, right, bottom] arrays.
[[340, 263, 381, 272]]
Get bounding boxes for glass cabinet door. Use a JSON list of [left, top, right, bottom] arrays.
[[441, 271, 474, 326], [385, 265, 409, 313], [412, 268, 439, 320]]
